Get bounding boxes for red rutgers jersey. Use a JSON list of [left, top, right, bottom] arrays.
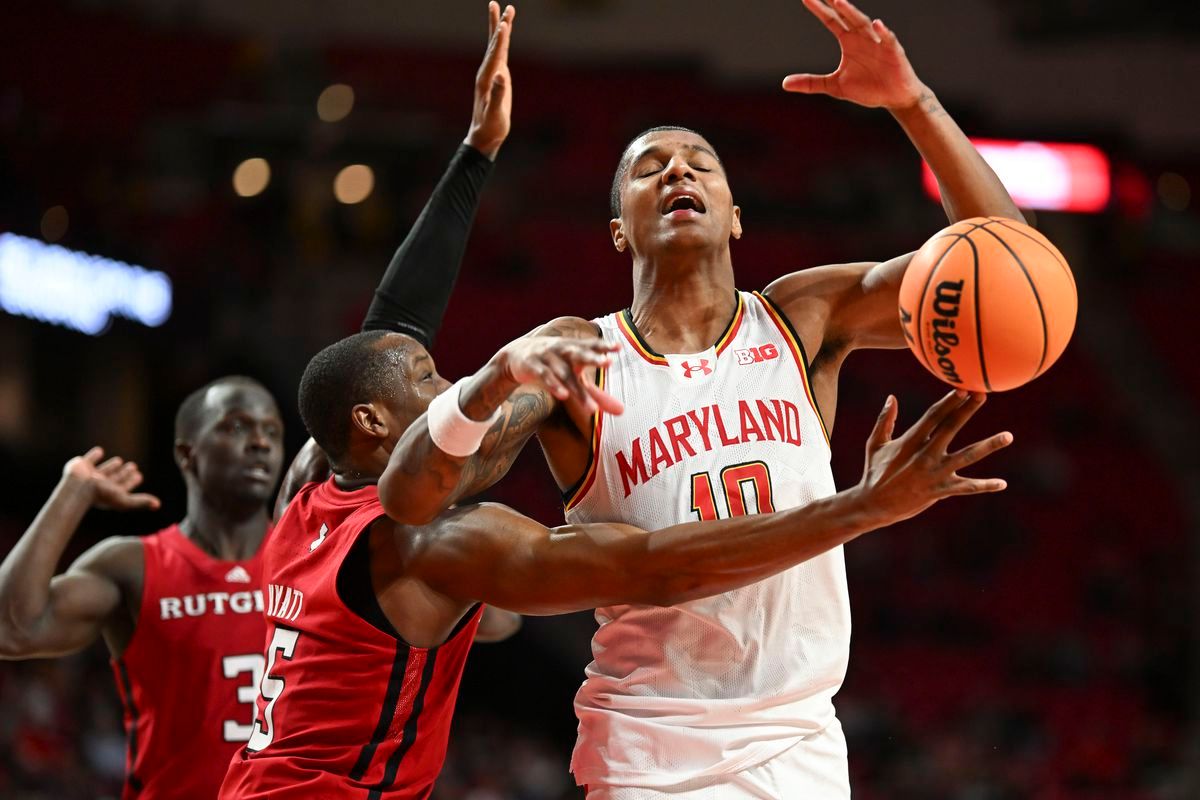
[[112, 524, 268, 799], [220, 478, 482, 800]]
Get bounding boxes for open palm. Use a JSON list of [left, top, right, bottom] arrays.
[[783, 0, 926, 110], [64, 447, 160, 512]]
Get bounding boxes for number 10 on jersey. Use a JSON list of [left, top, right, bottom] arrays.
[[690, 461, 775, 521]]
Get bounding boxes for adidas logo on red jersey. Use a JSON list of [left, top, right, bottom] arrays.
[[225, 565, 252, 583]]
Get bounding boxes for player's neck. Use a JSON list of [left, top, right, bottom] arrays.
[[180, 498, 269, 561], [629, 250, 736, 354]]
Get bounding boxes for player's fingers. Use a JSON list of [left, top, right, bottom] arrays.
[[559, 342, 614, 369], [584, 380, 624, 416], [801, 0, 850, 34], [545, 353, 594, 412], [97, 456, 125, 475], [865, 395, 898, 452], [831, 0, 880, 41], [782, 73, 837, 95], [82, 446, 105, 465], [476, 14, 509, 84], [528, 362, 569, 400], [926, 392, 987, 452], [942, 476, 1008, 496], [872, 18, 897, 46], [117, 465, 146, 490], [903, 389, 969, 444], [125, 493, 162, 511], [947, 431, 1014, 471], [487, 0, 499, 41]]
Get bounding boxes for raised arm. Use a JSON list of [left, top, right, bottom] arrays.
[[767, 0, 1022, 354], [277, 3, 517, 513], [380, 316, 622, 525], [0, 449, 158, 658], [408, 390, 1012, 615]]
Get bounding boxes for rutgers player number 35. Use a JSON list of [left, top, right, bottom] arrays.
[[690, 461, 775, 521]]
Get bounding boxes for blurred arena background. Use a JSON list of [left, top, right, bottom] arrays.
[[2, 0, 1198, 797]]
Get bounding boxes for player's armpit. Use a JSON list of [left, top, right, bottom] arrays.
[[474, 606, 522, 643], [764, 251, 915, 358], [379, 316, 603, 526], [0, 537, 133, 659]]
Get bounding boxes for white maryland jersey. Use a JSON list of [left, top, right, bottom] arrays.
[[564, 290, 850, 788]]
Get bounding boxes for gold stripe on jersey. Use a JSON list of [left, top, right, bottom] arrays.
[[753, 291, 831, 447], [563, 365, 608, 511], [617, 292, 745, 367], [616, 312, 669, 366]]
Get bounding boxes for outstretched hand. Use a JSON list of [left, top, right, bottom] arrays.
[[466, 2, 515, 159], [499, 336, 624, 417], [857, 391, 1011, 524], [63, 447, 161, 512], [783, 0, 927, 111]]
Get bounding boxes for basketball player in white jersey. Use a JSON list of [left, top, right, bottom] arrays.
[[382, 0, 1024, 795]]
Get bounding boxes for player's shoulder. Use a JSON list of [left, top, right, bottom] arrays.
[[762, 262, 872, 301], [529, 315, 601, 339], [69, 535, 145, 586]]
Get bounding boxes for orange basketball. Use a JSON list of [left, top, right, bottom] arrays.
[[898, 217, 1077, 393]]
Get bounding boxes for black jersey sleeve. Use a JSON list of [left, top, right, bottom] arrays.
[[361, 143, 494, 347]]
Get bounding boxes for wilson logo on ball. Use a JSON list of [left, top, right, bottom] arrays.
[[930, 279, 964, 385]]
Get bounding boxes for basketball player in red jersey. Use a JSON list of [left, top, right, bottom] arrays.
[[381, 1, 1026, 796], [0, 6, 522, 796]]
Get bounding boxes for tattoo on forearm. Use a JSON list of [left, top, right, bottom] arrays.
[[400, 388, 554, 505], [917, 89, 946, 118]]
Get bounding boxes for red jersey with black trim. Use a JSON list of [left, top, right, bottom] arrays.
[[112, 524, 269, 799], [219, 478, 482, 800]]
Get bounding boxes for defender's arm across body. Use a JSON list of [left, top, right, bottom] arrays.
[[767, 0, 1022, 363], [0, 449, 157, 658], [401, 390, 1009, 617]]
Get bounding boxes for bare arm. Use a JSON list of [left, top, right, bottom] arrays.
[[408, 391, 1011, 615], [380, 316, 618, 525], [475, 607, 522, 643], [769, 0, 1023, 353], [0, 449, 157, 658]]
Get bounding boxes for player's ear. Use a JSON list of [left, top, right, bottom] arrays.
[[350, 403, 388, 441], [610, 218, 627, 253], [731, 205, 743, 240], [173, 440, 193, 472]]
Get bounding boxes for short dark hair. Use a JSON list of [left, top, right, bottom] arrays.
[[175, 376, 271, 442], [609, 125, 719, 218], [298, 330, 408, 462]]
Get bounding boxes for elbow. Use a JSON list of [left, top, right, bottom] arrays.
[[0, 615, 37, 659], [378, 472, 438, 527]]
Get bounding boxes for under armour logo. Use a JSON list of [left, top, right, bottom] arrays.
[[680, 359, 712, 378]]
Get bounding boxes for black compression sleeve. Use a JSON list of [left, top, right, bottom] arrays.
[[361, 143, 494, 347]]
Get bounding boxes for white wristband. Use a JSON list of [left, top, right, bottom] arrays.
[[427, 379, 502, 458]]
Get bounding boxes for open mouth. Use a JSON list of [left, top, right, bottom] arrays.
[[243, 465, 273, 482], [661, 191, 706, 216]]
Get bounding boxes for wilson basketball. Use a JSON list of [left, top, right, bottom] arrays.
[[898, 216, 1078, 393]]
